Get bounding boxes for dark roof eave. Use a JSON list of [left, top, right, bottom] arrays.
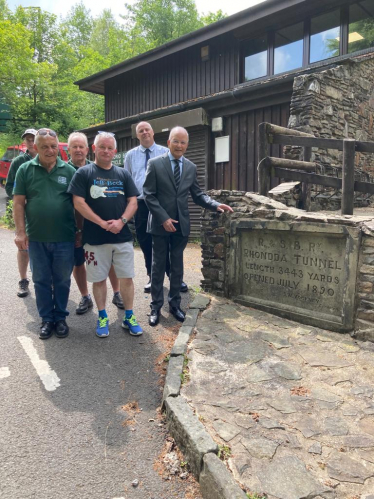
[[75, 0, 308, 92]]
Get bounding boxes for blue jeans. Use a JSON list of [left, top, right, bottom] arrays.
[[28, 241, 75, 322]]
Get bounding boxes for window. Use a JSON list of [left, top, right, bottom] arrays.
[[310, 9, 340, 63], [274, 22, 304, 74], [243, 36, 267, 81], [349, 1, 374, 53]]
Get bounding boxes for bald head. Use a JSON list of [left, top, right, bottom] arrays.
[[136, 121, 154, 148]]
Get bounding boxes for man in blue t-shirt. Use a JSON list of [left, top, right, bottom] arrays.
[[68, 132, 142, 338]]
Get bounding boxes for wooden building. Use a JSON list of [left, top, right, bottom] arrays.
[[76, 0, 374, 236]]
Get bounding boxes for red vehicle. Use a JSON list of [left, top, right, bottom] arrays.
[[0, 142, 69, 187]]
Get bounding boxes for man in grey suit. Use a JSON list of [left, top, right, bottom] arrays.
[[143, 126, 233, 326]]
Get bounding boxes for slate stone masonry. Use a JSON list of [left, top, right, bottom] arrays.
[[201, 190, 374, 339], [286, 54, 374, 210]]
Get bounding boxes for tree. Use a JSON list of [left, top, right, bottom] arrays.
[[121, 0, 226, 54]]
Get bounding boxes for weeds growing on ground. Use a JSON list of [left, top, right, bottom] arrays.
[[0, 199, 15, 230]]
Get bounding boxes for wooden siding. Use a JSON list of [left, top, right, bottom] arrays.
[[208, 102, 290, 192], [105, 34, 239, 122]]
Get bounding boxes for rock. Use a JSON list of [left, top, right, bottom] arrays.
[[359, 417, 374, 437], [327, 452, 374, 484], [189, 294, 211, 310], [308, 442, 322, 454], [341, 435, 374, 448], [258, 455, 331, 499], [241, 436, 279, 459], [294, 417, 321, 438], [259, 418, 285, 430], [271, 362, 302, 380], [257, 331, 290, 349], [244, 364, 273, 383], [298, 350, 352, 368], [324, 417, 349, 436], [212, 420, 241, 442], [268, 397, 297, 414], [131, 479, 139, 487]]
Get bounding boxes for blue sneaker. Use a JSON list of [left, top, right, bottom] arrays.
[[122, 314, 143, 336], [96, 317, 109, 337]]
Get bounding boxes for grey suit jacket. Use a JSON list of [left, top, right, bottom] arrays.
[[143, 152, 219, 237]]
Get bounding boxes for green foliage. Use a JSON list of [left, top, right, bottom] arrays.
[[246, 493, 267, 499], [0, 199, 15, 230], [0, 0, 226, 137], [217, 444, 231, 460]]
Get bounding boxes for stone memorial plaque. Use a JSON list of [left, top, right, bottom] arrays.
[[230, 221, 360, 332]]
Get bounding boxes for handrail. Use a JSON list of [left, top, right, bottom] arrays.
[[257, 122, 374, 215]]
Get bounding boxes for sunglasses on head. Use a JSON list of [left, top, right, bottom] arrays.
[[37, 128, 57, 138], [98, 131, 115, 137]]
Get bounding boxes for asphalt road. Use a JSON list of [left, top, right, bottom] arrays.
[[0, 227, 203, 499]]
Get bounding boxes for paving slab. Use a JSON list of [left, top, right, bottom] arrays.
[[181, 295, 374, 499]]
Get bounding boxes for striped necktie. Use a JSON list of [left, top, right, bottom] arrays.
[[173, 159, 180, 189], [144, 148, 150, 169]]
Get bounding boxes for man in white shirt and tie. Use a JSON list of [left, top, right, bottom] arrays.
[[124, 121, 188, 293]]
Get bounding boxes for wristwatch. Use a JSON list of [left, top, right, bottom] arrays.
[[121, 217, 127, 225]]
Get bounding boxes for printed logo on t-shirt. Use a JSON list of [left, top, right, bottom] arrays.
[[90, 178, 124, 199], [58, 176, 67, 184]]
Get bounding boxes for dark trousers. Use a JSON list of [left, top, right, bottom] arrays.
[[151, 231, 188, 311], [135, 199, 170, 276], [28, 241, 74, 322]]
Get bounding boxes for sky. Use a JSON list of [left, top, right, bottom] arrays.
[[8, 0, 266, 23]]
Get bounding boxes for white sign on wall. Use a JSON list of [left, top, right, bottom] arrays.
[[215, 136, 230, 163]]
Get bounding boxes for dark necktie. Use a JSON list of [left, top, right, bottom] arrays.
[[173, 159, 180, 189], [144, 148, 150, 169]]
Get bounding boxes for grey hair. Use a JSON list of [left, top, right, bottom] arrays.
[[35, 131, 59, 146], [94, 132, 117, 149], [168, 127, 189, 141], [68, 132, 88, 147]]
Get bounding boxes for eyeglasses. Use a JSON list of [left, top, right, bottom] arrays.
[[36, 128, 57, 138], [98, 131, 115, 137]]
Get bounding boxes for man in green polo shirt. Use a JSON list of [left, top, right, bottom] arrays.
[[13, 128, 76, 340], [5, 128, 37, 298]]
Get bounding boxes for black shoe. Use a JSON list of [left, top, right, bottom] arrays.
[[76, 295, 93, 315], [55, 320, 69, 338], [148, 309, 160, 327], [112, 293, 124, 309], [39, 321, 54, 340], [180, 281, 188, 293], [17, 279, 29, 298], [144, 279, 151, 293], [169, 306, 185, 322]]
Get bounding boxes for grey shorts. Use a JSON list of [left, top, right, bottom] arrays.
[[84, 242, 135, 283]]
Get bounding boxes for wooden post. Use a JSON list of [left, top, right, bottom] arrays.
[[301, 146, 312, 211], [342, 138, 356, 215], [258, 122, 270, 195]]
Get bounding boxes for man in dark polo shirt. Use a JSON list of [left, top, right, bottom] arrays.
[[67, 132, 124, 315], [13, 128, 76, 340], [5, 128, 37, 298], [68, 131, 142, 338]]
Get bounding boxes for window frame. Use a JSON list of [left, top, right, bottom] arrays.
[[240, 1, 374, 84]]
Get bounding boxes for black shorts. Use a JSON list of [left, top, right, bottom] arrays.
[[74, 246, 85, 267]]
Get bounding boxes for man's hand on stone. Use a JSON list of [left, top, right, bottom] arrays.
[[106, 219, 123, 234], [15, 232, 29, 250], [217, 204, 234, 213], [162, 218, 178, 232]]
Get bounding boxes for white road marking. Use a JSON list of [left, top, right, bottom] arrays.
[[18, 336, 61, 391], [0, 367, 10, 379]]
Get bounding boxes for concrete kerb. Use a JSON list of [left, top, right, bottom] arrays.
[[162, 294, 248, 499]]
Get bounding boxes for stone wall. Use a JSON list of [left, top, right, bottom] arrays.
[[202, 190, 374, 339], [283, 54, 374, 210]]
